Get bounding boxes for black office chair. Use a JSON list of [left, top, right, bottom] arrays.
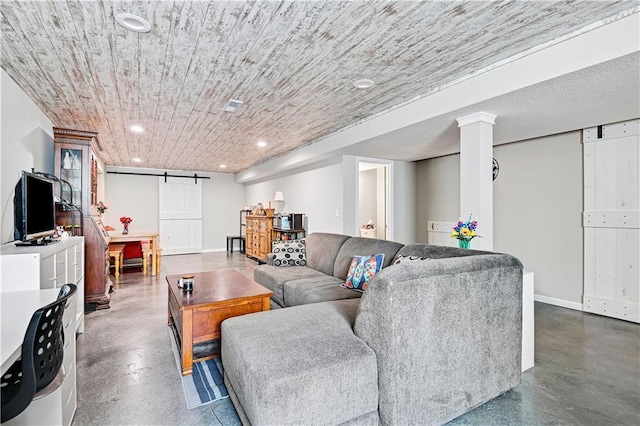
[[1, 284, 77, 423]]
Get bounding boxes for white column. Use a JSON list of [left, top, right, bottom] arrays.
[[456, 112, 496, 251]]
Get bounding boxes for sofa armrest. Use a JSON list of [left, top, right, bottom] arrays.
[[354, 254, 523, 425]]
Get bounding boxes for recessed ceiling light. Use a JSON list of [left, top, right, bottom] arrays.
[[257, 141, 267, 148], [220, 164, 227, 169], [133, 158, 142, 163], [116, 13, 151, 33], [130, 125, 144, 133], [353, 78, 375, 89]]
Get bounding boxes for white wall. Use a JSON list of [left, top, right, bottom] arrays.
[[416, 153, 459, 243], [416, 131, 584, 305], [392, 160, 417, 244], [1, 70, 55, 244], [493, 132, 583, 305], [105, 168, 245, 251], [245, 156, 417, 243], [104, 172, 159, 233], [245, 161, 344, 234], [358, 169, 377, 228]]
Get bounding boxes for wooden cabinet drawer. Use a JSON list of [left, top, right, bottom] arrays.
[[192, 300, 263, 342]]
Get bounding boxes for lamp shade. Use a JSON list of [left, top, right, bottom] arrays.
[[274, 191, 285, 201]]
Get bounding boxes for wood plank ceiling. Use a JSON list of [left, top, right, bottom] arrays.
[[1, 1, 636, 173]]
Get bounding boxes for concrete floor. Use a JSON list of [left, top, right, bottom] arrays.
[[72, 252, 639, 425]]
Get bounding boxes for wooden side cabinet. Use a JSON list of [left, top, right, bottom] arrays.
[[245, 215, 273, 263]]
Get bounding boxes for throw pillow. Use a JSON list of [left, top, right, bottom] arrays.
[[341, 254, 385, 291], [393, 255, 429, 264], [272, 239, 306, 267]]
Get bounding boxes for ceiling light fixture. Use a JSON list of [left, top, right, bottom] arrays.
[[133, 158, 142, 163], [257, 141, 267, 148], [220, 164, 227, 169], [130, 125, 144, 133], [115, 13, 151, 33], [224, 99, 243, 112], [353, 78, 375, 89]]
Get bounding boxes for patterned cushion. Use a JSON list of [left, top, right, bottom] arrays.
[[272, 240, 307, 267], [341, 254, 385, 291], [393, 255, 429, 264]]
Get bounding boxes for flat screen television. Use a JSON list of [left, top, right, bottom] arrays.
[[14, 171, 57, 245]]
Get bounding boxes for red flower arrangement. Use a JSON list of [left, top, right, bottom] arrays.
[[119, 216, 133, 234]]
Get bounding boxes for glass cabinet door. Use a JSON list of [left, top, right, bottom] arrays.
[[59, 147, 83, 209]]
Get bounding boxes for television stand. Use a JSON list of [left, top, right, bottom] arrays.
[[15, 238, 59, 247]]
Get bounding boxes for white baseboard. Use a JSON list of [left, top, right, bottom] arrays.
[[164, 248, 227, 255], [534, 294, 583, 311]]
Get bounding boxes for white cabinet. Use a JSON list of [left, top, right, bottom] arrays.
[[0, 237, 85, 333], [1, 288, 78, 426], [0, 237, 84, 426]]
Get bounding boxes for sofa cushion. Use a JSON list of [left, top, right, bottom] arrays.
[[254, 265, 326, 307], [343, 254, 385, 291], [393, 254, 429, 264], [272, 239, 307, 267], [305, 233, 351, 275], [333, 237, 403, 280], [393, 243, 491, 262], [283, 275, 362, 306], [221, 299, 378, 425]]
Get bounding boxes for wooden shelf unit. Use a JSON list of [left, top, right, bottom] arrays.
[[270, 228, 306, 244]]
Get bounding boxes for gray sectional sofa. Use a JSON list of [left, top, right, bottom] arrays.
[[221, 232, 523, 425]]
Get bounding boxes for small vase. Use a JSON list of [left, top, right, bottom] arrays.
[[122, 225, 129, 235], [458, 239, 471, 249]]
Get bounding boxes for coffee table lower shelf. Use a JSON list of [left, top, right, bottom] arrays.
[[167, 270, 273, 377], [169, 320, 220, 364]]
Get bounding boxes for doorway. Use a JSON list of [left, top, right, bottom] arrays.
[[357, 161, 389, 240]]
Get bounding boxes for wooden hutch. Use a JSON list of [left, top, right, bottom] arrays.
[[53, 127, 110, 310]]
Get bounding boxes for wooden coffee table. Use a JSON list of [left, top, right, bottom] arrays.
[[166, 269, 273, 376]]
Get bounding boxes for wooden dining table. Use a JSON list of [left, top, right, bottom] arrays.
[[108, 231, 160, 276]]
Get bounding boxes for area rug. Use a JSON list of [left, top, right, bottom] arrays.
[[168, 327, 229, 409]]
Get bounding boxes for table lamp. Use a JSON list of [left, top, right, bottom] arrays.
[[274, 191, 285, 214]]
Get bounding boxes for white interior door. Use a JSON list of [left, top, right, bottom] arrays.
[[159, 177, 202, 255], [583, 119, 640, 323]]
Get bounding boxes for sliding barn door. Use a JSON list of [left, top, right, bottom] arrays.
[[583, 119, 639, 323], [159, 177, 202, 255]]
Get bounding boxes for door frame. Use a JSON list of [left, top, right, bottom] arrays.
[[355, 157, 394, 241]]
